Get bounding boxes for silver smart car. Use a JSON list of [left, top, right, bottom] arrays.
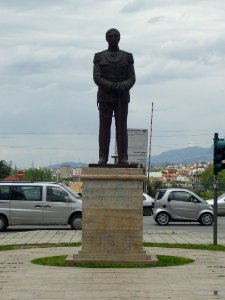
[[207, 193, 225, 216], [153, 188, 213, 226], [0, 182, 82, 231]]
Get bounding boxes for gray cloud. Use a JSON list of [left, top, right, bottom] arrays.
[[0, 0, 225, 167], [148, 16, 165, 24], [121, 0, 208, 13]]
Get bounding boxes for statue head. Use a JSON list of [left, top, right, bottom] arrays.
[[106, 28, 120, 49]]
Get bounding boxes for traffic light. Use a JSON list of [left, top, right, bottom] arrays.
[[214, 133, 225, 174]]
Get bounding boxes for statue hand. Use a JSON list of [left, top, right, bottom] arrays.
[[111, 83, 126, 93], [118, 83, 126, 92], [111, 83, 119, 91]]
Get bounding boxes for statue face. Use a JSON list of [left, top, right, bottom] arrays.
[[106, 32, 120, 48]]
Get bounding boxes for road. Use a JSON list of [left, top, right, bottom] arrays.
[[143, 215, 225, 234], [6, 216, 225, 235]]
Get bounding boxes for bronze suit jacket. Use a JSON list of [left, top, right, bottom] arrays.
[[93, 50, 135, 103]]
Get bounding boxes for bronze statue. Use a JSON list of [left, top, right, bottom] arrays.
[[93, 28, 136, 164]]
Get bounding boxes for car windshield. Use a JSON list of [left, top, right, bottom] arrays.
[[59, 183, 82, 199], [218, 193, 225, 200]]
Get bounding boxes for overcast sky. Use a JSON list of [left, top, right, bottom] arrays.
[[0, 0, 225, 168]]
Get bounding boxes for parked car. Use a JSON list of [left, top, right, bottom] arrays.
[[153, 188, 213, 226], [0, 181, 82, 231], [206, 194, 225, 216], [143, 193, 154, 216]]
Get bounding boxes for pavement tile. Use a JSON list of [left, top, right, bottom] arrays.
[[1, 230, 225, 299]]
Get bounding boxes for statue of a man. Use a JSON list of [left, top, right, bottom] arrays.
[[93, 28, 136, 164]]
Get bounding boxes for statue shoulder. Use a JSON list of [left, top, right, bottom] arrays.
[[121, 50, 134, 64], [127, 52, 134, 64], [93, 50, 107, 63]]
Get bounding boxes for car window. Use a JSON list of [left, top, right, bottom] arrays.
[[12, 186, 42, 201], [59, 184, 82, 199], [0, 186, 10, 200], [155, 190, 166, 200], [47, 186, 69, 202], [169, 191, 193, 202]]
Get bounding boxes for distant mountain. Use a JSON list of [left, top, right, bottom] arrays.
[[46, 146, 213, 168], [151, 146, 213, 165], [46, 162, 88, 169]]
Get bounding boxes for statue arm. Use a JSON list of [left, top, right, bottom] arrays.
[[93, 54, 113, 91], [121, 54, 136, 90], [122, 64, 136, 91]]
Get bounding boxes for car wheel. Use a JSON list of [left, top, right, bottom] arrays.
[[0, 215, 8, 232], [143, 206, 152, 216], [155, 212, 170, 226], [199, 212, 213, 226], [70, 216, 82, 230]]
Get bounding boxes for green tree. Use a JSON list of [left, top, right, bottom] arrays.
[[200, 164, 225, 194], [23, 168, 53, 181], [218, 169, 225, 192], [147, 180, 165, 197], [0, 160, 12, 180], [200, 165, 214, 191]]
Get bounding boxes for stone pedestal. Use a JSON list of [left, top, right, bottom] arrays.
[[70, 167, 157, 265]]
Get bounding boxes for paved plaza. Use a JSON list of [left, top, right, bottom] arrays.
[[1, 229, 225, 246], [0, 230, 225, 299]]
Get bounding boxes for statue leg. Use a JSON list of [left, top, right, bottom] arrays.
[[98, 102, 113, 164], [115, 102, 128, 164]]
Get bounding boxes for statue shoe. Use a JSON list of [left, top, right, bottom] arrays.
[[98, 158, 107, 164], [119, 158, 128, 164]]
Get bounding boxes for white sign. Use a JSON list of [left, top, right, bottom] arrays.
[[114, 128, 148, 167], [128, 128, 148, 167]]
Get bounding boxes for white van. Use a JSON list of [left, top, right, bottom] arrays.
[[0, 182, 82, 231]]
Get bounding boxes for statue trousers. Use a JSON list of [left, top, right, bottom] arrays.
[[98, 101, 128, 162]]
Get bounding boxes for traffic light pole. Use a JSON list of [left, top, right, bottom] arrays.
[[213, 174, 218, 245]]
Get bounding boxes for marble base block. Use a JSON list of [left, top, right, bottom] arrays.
[[69, 167, 157, 265]]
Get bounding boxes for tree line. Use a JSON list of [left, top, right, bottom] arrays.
[[0, 160, 53, 181]]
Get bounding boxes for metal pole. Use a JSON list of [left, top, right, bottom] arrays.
[[213, 174, 218, 245], [147, 102, 154, 181]]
